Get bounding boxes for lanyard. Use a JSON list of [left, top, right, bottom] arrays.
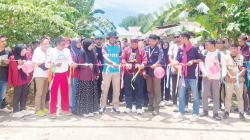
[[149, 48, 155, 58]]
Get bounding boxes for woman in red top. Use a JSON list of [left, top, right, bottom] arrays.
[[8, 44, 32, 118]]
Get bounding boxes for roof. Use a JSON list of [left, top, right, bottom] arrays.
[[116, 26, 134, 36], [127, 27, 142, 36]]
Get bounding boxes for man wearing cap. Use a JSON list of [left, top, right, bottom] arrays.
[[122, 38, 128, 50], [121, 36, 148, 115], [99, 31, 122, 114], [144, 34, 164, 116], [94, 34, 104, 103]]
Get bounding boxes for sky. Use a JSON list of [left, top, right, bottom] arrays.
[[93, 0, 170, 26]]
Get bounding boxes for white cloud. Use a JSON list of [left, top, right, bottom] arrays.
[[94, 0, 169, 14]]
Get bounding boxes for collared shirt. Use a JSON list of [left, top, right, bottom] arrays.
[[176, 45, 204, 79], [144, 45, 163, 77], [168, 44, 182, 73], [239, 45, 249, 61], [102, 44, 121, 73], [32, 47, 49, 78]]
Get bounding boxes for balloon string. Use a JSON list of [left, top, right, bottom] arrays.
[[166, 66, 170, 88], [131, 67, 141, 90], [219, 63, 228, 88]]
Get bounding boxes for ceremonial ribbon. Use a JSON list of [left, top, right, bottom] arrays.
[[219, 63, 228, 88], [175, 65, 182, 94], [166, 65, 170, 88], [246, 62, 250, 87], [68, 64, 72, 84], [235, 62, 240, 88], [131, 65, 141, 90], [48, 63, 56, 90], [106, 64, 114, 74]]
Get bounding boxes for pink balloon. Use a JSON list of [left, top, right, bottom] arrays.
[[21, 61, 34, 76], [209, 62, 220, 74], [154, 67, 165, 79]]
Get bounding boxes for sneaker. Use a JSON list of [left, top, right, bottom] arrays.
[[119, 102, 123, 105], [190, 114, 199, 122], [35, 110, 46, 116], [89, 113, 94, 117], [57, 109, 63, 114], [213, 113, 221, 121], [99, 107, 106, 114], [165, 101, 171, 106], [223, 112, 229, 119], [124, 108, 131, 114], [185, 106, 189, 113], [42, 108, 49, 113], [173, 105, 178, 112], [51, 113, 57, 119], [199, 110, 208, 117], [137, 109, 142, 115], [20, 110, 30, 116], [240, 113, 246, 121], [0, 107, 12, 113], [12, 112, 24, 118], [63, 111, 72, 116], [83, 114, 90, 117], [110, 108, 120, 114], [159, 101, 165, 107], [173, 112, 185, 119]]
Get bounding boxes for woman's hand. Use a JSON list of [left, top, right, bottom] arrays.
[[89, 63, 93, 69]]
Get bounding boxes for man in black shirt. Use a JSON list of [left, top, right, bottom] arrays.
[[0, 34, 12, 113], [94, 34, 104, 103]]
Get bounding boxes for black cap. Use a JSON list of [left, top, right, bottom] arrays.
[[107, 31, 118, 40]]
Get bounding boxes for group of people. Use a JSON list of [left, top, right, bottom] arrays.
[[0, 31, 250, 122]]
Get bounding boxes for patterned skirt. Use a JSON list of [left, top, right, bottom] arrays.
[[73, 80, 99, 115]]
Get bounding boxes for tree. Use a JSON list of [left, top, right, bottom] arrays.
[[119, 13, 150, 30]]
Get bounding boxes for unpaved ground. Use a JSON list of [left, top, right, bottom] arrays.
[[0, 102, 250, 140]]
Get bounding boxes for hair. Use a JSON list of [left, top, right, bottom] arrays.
[[55, 37, 65, 45], [43, 35, 51, 39], [180, 32, 190, 40], [238, 35, 248, 41], [229, 42, 238, 48], [216, 39, 225, 44], [32, 41, 40, 44], [205, 38, 216, 46], [26, 44, 31, 48], [174, 32, 180, 36], [122, 38, 127, 41], [0, 34, 6, 39], [156, 36, 160, 40], [148, 34, 157, 40], [81, 38, 85, 43]]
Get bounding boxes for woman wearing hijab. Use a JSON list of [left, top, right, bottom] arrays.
[[73, 39, 99, 117], [8, 44, 32, 118], [70, 38, 82, 112], [159, 39, 171, 107]]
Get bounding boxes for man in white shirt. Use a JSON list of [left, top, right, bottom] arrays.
[[45, 37, 77, 119], [199, 38, 227, 120], [32, 38, 50, 116]]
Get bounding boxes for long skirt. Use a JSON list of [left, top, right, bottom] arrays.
[[73, 80, 99, 115]]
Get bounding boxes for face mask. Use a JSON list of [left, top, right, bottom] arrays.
[[247, 42, 250, 46], [199, 46, 204, 51]]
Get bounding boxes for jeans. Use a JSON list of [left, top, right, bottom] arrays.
[[71, 78, 78, 111], [178, 78, 199, 115], [124, 72, 143, 109], [0, 81, 8, 107]]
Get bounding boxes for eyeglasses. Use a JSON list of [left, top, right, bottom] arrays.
[[174, 36, 179, 39]]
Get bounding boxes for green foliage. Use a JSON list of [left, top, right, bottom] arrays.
[[119, 14, 151, 30]]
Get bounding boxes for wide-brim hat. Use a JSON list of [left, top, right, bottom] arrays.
[[107, 31, 118, 40]]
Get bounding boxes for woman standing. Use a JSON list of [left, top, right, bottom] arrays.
[[70, 38, 82, 112], [8, 44, 32, 118], [73, 39, 99, 117]]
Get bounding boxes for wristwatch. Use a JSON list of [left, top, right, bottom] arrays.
[[192, 59, 195, 63]]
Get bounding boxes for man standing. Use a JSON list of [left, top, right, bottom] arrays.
[[238, 35, 250, 115], [32, 41, 40, 51], [94, 34, 104, 103], [121, 38, 128, 50], [45, 37, 77, 119], [121, 36, 147, 115], [99, 32, 122, 114], [199, 38, 227, 120], [0, 34, 12, 113], [144, 34, 163, 116], [171, 32, 203, 121]]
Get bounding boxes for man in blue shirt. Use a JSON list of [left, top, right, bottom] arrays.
[[144, 34, 163, 116], [99, 31, 122, 114], [170, 32, 203, 122]]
